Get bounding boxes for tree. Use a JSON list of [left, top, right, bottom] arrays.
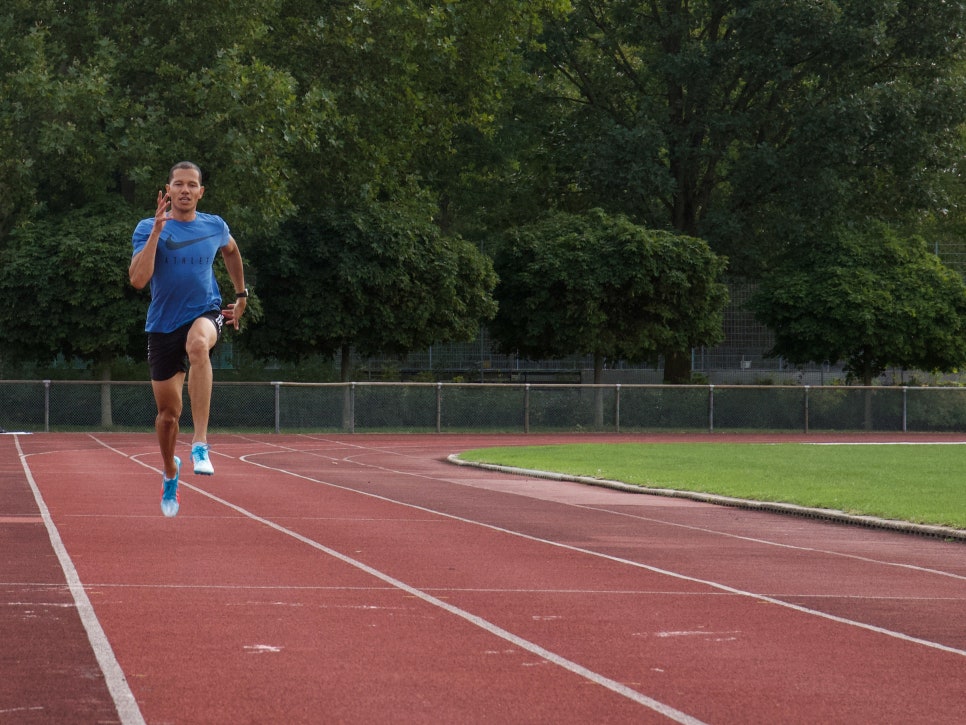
[[525, 0, 966, 247], [491, 209, 728, 389], [264, 0, 569, 209], [0, 1, 560, 380], [0, 204, 147, 425], [0, 0, 309, 387], [480, 1, 966, 380], [751, 223, 966, 387], [0, 0, 303, 236], [244, 199, 498, 380]]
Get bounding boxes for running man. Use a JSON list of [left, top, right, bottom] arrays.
[[129, 161, 248, 516]]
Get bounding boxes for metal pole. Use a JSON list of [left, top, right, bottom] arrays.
[[902, 386, 908, 432], [349, 382, 356, 434], [436, 382, 442, 434], [273, 382, 281, 434], [44, 380, 51, 433], [804, 385, 810, 434], [708, 384, 714, 433], [524, 384, 530, 434], [614, 384, 621, 433]]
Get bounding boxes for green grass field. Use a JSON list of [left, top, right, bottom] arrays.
[[458, 443, 966, 530]]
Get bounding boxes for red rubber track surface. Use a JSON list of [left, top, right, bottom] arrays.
[[2, 432, 965, 724]]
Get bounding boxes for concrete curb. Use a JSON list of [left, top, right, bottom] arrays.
[[447, 455, 966, 542]]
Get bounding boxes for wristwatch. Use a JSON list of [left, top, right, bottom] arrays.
[[235, 289, 249, 299]]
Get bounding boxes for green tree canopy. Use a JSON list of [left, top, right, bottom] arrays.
[[0, 0, 305, 236], [0, 204, 146, 365], [458, 0, 966, 382], [0, 0, 559, 380], [243, 199, 497, 380], [0, 203, 149, 423], [751, 223, 966, 386], [5, 0, 966, 384], [514, 0, 966, 261], [491, 209, 728, 383]]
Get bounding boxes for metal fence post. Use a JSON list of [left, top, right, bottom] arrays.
[[902, 386, 908, 432], [272, 382, 281, 434], [44, 380, 50, 433], [436, 382, 442, 433], [614, 383, 621, 433], [708, 384, 714, 433], [349, 382, 356, 434], [804, 385, 810, 434], [524, 384, 530, 434]]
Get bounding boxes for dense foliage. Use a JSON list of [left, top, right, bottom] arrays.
[[752, 223, 966, 385], [492, 209, 728, 382], [244, 199, 497, 379], [2, 1, 966, 383]]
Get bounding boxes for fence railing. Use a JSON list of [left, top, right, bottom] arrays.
[[3, 380, 966, 434]]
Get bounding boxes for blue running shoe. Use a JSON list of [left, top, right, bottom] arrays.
[[161, 456, 181, 517], [191, 443, 214, 475]]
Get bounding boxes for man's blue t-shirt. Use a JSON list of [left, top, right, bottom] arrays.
[[132, 212, 230, 333]]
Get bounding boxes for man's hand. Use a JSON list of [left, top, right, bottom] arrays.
[[129, 190, 171, 289], [222, 297, 247, 330], [154, 189, 170, 229]]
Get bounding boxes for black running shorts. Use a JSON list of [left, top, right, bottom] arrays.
[[147, 311, 224, 381]]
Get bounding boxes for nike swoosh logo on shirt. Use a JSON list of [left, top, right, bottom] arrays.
[[164, 234, 217, 250]]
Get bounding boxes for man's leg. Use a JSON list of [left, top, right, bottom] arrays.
[[186, 316, 219, 475], [185, 316, 219, 445], [152, 373, 185, 479]]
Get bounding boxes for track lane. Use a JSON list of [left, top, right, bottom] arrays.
[[10, 432, 966, 724]]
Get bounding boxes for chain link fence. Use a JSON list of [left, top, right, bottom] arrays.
[[3, 380, 966, 434]]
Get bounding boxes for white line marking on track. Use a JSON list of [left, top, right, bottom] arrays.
[[572, 503, 966, 582], [15, 436, 145, 725], [256, 434, 966, 583], [87, 434, 966, 721], [108, 434, 966, 659], [233, 437, 966, 659], [94, 436, 708, 724], [243, 644, 282, 653], [0, 706, 45, 715], [193, 488, 708, 724], [806, 441, 966, 445]]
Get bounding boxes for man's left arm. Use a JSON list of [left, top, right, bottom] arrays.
[[221, 236, 247, 329]]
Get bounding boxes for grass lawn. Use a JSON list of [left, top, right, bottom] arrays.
[[457, 442, 966, 530]]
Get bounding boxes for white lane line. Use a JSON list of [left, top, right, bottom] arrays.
[[15, 436, 145, 725], [94, 436, 706, 724], [233, 442, 966, 659], [184, 484, 707, 725], [270, 435, 966, 579], [572, 503, 966, 582]]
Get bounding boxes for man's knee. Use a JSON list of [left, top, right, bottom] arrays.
[[156, 406, 181, 430], [186, 320, 216, 364], [185, 337, 209, 366], [185, 333, 213, 364]]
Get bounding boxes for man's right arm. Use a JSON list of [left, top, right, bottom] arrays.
[[129, 190, 169, 289]]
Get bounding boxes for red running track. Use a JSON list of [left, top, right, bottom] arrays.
[[2, 432, 965, 724]]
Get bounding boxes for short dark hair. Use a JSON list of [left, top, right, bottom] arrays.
[[168, 161, 203, 184]]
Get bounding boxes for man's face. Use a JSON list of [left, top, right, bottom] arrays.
[[166, 168, 205, 216]]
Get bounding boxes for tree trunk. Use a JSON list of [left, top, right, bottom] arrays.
[[662, 348, 692, 384]]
